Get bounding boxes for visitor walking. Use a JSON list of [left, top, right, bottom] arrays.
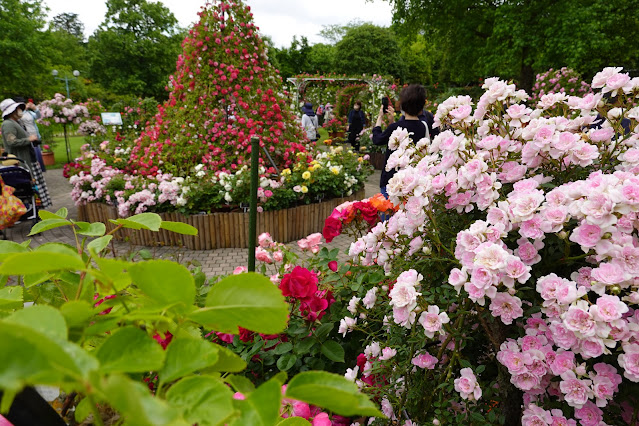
[[16, 97, 46, 171], [372, 84, 430, 198], [301, 102, 319, 141], [347, 101, 366, 151], [316, 104, 325, 127], [1, 98, 52, 208]]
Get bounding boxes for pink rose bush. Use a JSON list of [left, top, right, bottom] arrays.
[[335, 67, 639, 424], [37, 93, 90, 126], [532, 67, 591, 102]]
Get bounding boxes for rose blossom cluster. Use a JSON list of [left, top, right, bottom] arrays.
[[278, 266, 334, 322], [340, 67, 639, 422], [38, 93, 89, 125], [322, 193, 395, 243]]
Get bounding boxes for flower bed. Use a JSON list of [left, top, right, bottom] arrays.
[[78, 188, 365, 249]]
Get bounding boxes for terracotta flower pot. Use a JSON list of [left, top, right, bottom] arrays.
[[42, 151, 55, 166]]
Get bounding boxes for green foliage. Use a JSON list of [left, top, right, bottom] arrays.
[[87, 0, 183, 100], [389, 0, 639, 90], [0, 0, 49, 98], [334, 24, 407, 81], [0, 211, 379, 423]]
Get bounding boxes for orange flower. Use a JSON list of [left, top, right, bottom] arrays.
[[324, 139, 333, 145], [341, 205, 357, 224], [369, 193, 396, 212]]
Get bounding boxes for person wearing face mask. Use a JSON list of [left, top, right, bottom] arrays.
[[347, 100, 366, 151], [1, 98, 52, 209], [15, 97, 46, 171]]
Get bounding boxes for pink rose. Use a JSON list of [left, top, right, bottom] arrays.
[[412, 352, 438, 369], [454, 367, 482, 400], [559, 371, 592, 408]]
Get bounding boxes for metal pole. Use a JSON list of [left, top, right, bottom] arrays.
[[248, 136, 259, 272], [64, 77, 70, 99], [64, 124, 71, 163]]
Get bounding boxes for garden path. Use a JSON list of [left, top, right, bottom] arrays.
[[5, 168, 382, 277]]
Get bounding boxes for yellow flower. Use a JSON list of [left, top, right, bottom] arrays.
[[359, 146, 367, 151], [358, 157, 364, 162], [302, 171, 311, 180], [281, 168, 291, 176], [301, 185, 308, 193], [330, 166, 340, 175]]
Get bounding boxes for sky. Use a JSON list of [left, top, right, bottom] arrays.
[[43, 0, 394, 47]]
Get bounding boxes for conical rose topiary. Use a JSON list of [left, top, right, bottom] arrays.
[[129, 0, 308, 176]]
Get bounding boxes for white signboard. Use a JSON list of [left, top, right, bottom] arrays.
[[101, 112, 123, 126]]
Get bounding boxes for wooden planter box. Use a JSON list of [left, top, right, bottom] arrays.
[[368, 152, 385, 170], [77, 188, 366, 250]]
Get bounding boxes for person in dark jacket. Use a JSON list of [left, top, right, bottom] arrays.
[[347, 101, 366, 151], [372, 85, 432, 197]]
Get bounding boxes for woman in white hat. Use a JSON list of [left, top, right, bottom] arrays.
[[1, 98, 52, 209]]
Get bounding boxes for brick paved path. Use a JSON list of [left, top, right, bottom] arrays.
[[5, 168, 382, 277]]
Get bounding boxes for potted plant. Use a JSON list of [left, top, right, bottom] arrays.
[[41, 144, 55, 166], [324, 117, 346, 138]]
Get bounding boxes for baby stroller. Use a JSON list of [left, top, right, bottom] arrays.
[[0, 155, 38, 234]]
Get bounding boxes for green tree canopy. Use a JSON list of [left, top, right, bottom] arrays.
[[333, 24, 407, 81], [386, 0, 639, 91], [50, 12, 85, 40], [87, 0, 184, 100], [0, 0, 50, 98]]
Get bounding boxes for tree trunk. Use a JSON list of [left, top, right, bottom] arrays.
[[479, 314, 524, 425], [519, 46, 534, 94]]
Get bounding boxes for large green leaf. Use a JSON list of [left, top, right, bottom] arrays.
[[23, 272, 54, 288], [0, 252, 85, 274], [320, 341, 345, 363], [0, 241, 28, 261], [127, 260, 195, 309], [95, 326, 166, 373], [110, 212, 162, 231], [160, 221, 198, 236], [60, 300, 94, 329], [0, 286, 23, 310], [4, 305, 67, 342], [0, 322, 79, 393], [166, 376, 236, 426], [159, 337, 220, 384], [230, 378, 282, 426], [93, 257, 132, 291], [87, 235, 113, 254], [75, 222, 106, 237], [189, 273, 288, 334], [28, 218, 71, 236], [38, 208, 67, 221], [206, 342, 247, 373], [98, 374, 185, 426], [284, 371, 382, 417]]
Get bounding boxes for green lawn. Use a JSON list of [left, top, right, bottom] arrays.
[[47, 135, 86, 169]]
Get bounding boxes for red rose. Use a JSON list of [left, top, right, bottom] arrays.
[[354, 201, 378, 225], [328, 261, 338, 272], [322, 215, 342, 243], [279, 266, 318, 300]]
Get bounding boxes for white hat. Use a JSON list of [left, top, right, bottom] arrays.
[[0, 99, 25, 119]]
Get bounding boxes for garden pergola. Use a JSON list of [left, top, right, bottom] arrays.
[[286, 76, 375, 108]]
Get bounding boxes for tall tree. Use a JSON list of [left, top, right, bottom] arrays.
[[0, 0, 49, 98], [50, 12, 85, 40], [333, 24, 407, 80], [87, 0, 183, 99], [271, 36, 312, 79]]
